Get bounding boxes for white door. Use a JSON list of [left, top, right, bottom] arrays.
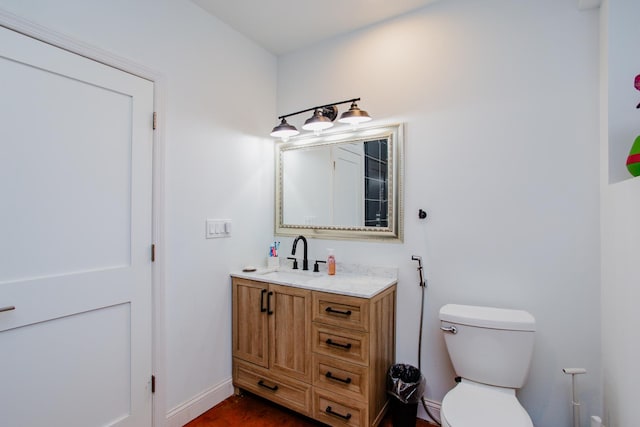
[[332, 144, 364, 226], [0, 25, 154, 427]]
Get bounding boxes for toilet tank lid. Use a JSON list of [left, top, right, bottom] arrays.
[[439, 304, 536, 331]]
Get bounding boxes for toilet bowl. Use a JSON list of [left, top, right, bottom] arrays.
[[440, 380, 532, 427], [439, 304, 536, 427]]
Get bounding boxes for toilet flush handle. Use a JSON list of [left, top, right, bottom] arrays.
[[440, 325, 457, 334]]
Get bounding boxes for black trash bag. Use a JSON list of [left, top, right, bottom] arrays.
[[387, 363, 426, 404]]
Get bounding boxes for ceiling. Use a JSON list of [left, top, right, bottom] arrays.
[[192, 0, 441, 55]]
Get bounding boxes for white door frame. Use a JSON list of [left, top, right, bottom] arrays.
[[0, 9, 167, 427]]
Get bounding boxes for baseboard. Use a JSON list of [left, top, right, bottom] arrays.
[[417, 397, 442, 425], [165, 377, 234, 427]]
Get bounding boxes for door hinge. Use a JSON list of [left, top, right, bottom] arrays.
[[151, 244, 156, 262], [151, 375, 156, 393], [153, 112, 157, 130]]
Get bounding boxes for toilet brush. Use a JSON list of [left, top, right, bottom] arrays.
[[563, 368, 586, 427]]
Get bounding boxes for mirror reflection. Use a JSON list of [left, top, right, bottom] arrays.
[[275, 123, 403, 241]]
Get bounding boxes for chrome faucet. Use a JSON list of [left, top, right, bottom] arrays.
[[292, 235, 309, 271]]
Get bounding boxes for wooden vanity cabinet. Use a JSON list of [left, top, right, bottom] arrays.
[[311, 288, 396, 427], [232, 276, 396, 427], [232, 278, 313, 414]]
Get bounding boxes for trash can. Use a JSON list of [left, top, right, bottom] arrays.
[[387, 364, 425, 427]]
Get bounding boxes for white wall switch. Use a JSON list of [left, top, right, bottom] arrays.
[[206, 219, 232, 238]]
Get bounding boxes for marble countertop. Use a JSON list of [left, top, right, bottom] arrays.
[[230, 264, 397, 298]]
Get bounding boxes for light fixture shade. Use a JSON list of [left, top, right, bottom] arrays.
[[338, 101, 372, 125], [302, 109, 334, 132], [270, 118, 300, 138]]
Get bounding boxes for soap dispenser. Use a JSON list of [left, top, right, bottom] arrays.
[[327, 249, 336, 276]]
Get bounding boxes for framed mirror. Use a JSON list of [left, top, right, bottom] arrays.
[[275, 123, 404, 241]]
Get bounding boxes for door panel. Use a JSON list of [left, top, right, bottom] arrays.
[[269, 284, 311, 382], [232, 279, 269, 368], [0, 53, 133, 282], [0, 25, 153, 427], [1, 304, 132, 426], [333, 145, 363, 226]]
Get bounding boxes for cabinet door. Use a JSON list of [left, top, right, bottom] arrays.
[[232, 279, 269, 367], [269, 284, 312, 382]]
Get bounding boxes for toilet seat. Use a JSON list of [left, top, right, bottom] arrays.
[[440, 380, 533, 427]]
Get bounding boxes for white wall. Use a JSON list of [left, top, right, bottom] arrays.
[[277, 1, 601, 425], [0, 0, 610, 426], [600, 0, 640, 425], [0, 0, 277, 424], [283, 147, 332, 225]]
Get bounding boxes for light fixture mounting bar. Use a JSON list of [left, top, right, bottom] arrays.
[[277, 98, 360, 120]]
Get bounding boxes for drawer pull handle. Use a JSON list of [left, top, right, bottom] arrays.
[[326, 406, 352, 420], [326, 371, 352, 384], [257, 379, 278, 391], [325, 307, 352, 316], [326, 339, 352, 350], [260, 289, 267, 313], [0, 306, 16, 313]]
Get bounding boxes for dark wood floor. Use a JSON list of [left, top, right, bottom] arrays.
[[185, 392, 438, 427]]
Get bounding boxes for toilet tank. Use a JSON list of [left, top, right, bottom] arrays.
[[439, 304, 536, 389]]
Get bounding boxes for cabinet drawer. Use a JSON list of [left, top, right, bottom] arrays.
[[314, 389, 368, 427], [313, 354, 368, 401], [313, 292, 369, 332], [313, 324, 369, 365], [233, 359, 311, 416]]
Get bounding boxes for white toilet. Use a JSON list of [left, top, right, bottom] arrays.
[[438, 304, 536, 427]]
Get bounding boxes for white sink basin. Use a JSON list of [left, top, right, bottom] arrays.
[[256, 269, 323, 286]]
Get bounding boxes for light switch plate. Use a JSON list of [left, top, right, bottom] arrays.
[[206, 219, 232, 238]]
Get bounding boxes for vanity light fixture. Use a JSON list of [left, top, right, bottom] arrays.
[[270, 118, 300, 139], [302, 108, 333, 132], [338, 101, 372, 125], [270, 97, 371, 140]]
